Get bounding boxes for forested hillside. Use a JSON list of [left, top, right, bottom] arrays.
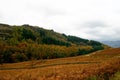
[[0, 23, 105, 63]]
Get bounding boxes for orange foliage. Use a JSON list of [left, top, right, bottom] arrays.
[[0, 48, 120, 80]]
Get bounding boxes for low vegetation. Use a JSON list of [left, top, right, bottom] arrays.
[[110, 72, 120, 80], [0, 48, 120, 80]]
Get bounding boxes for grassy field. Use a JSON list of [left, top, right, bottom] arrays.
[[110, 72, 120, 80], [0, 48, 120, 80]]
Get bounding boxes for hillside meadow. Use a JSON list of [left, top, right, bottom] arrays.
[[0, 48, 120, 80]]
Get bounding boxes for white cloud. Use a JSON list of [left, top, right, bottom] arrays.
[[0, 0, 120, 41]]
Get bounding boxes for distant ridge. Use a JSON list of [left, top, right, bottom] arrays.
[[102, 41, 120, 48]]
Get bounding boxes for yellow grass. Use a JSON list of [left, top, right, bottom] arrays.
[[0, 48, 120, 80]]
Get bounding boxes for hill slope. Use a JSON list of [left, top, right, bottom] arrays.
[[0, 23, 103, 46], [0, 48, 120, 80], [0, 23, 105, 63]]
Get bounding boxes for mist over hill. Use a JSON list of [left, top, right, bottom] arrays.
[[101, 41, 120, 48]]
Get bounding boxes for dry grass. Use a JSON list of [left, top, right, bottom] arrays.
[[0, 48, 120, 80]]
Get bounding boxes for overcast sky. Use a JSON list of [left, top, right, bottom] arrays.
[[0, 0, 120, 41]]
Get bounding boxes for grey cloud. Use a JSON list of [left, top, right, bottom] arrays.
[[82, 21, 107, 28], [27, 4, 66, 17], [85, 27, 120, 41], [74, 21, 120, 41], [0, 12, 5, 22], [74, 21, 108, 33], [0, 12, 3, 18], [74, 21, 107, 32], [43, 7, 66, 16], [0, 0, 120, 41]]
